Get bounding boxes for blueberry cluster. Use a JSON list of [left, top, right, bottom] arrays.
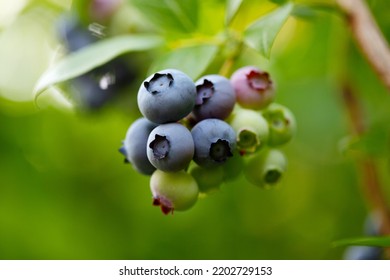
[[56, 13, 136, 109], [120, 66, 296, 215]]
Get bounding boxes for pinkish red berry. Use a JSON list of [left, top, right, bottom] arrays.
[[230, 66, 275, 109]]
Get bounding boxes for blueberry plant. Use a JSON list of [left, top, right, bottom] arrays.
[[33, 0, 390, 258], [119, 66, 296, 214]]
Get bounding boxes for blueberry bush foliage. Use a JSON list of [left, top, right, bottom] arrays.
[[1, 0, 390, 259]]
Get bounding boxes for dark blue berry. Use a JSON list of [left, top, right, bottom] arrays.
[[56, 14, 97, 53], [343, 246, 383, 260], [121, 118, 157, 175], [191, 119, 236, 167], [57, 14, 137, 109], [191, 75, 236, 121], [137, 69, 196, 123], [147, 123, 194, 172]]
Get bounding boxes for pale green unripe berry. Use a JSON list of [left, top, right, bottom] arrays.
[[228, 106, 269, 154], [244, 149, 287, 188], [262, 103, 296, 146], [150, 170, 199, 214]]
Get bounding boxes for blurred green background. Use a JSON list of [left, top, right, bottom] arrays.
[[1, 0, 390, 259]]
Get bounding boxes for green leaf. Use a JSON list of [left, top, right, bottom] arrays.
[[341, 124, 390, 158], [333, 236, 390, 248], [130, 0, 198, 33], [291, 4, 317, 19], [225, 0, 244, 26], [269, 0, 288, 4], [243, 2, 293, 58], [149, 44, 219, 80], [34, 35, 163, 97]]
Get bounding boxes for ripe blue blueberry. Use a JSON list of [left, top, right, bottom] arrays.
[[57, 14, 136, 109], [56, 14, 97, 53], [72, 58, 135, 109], [343, 246, 383, 260], [72, 75, 114, 109], [191, 119, 236, 167], [147, 123, 194, 172], [120, 118, 157, 175], [191, 74, 236, 121], [137, 69, 196, 123], [150, 170, 199, 214]]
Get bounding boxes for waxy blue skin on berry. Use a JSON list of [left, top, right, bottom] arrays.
[[57, 14, 136, 109], [230, 66, 275, 110], [150, 170, 199, 214], [191, 119, 236, 167], [262, 103, 296, 146], [56, 14, 96, 53], [137, 69, 196, 124], [343, 246, 383, 260], [192, 75, 236, 121], [147, 123, 194, 172], [244, 149, 287, 188], [120, 118, 157, 175]]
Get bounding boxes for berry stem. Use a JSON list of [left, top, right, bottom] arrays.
[[219, 58, 235, 77], [219, 30, 243, 77], [337, 0, 390, 92], [341, 83, 390, 258]]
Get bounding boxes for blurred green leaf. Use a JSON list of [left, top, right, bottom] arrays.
[[130, 0, 198, 33], [149, 44, 219, 80], [291, 4, 317, 19], [358, 125, 390, 157], [34, 34, 163, 98], [269, 0, 288, 4], [333, 236, 390, 247], [225, 0, 244, 26], [341, 124, 390, 157], [243, 2, 293, 58]]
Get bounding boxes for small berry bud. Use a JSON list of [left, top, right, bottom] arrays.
[[262, 103, 296, 146], [244, 149, 287, 188], [228, 106, 269, 154]]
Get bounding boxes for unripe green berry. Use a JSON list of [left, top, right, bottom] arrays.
[[150, 170, 199, 214], [228, 106, 269, 154], [262, 103, 296, 146], [244, 149, 287, 188], [190, 165, 224, 195]]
